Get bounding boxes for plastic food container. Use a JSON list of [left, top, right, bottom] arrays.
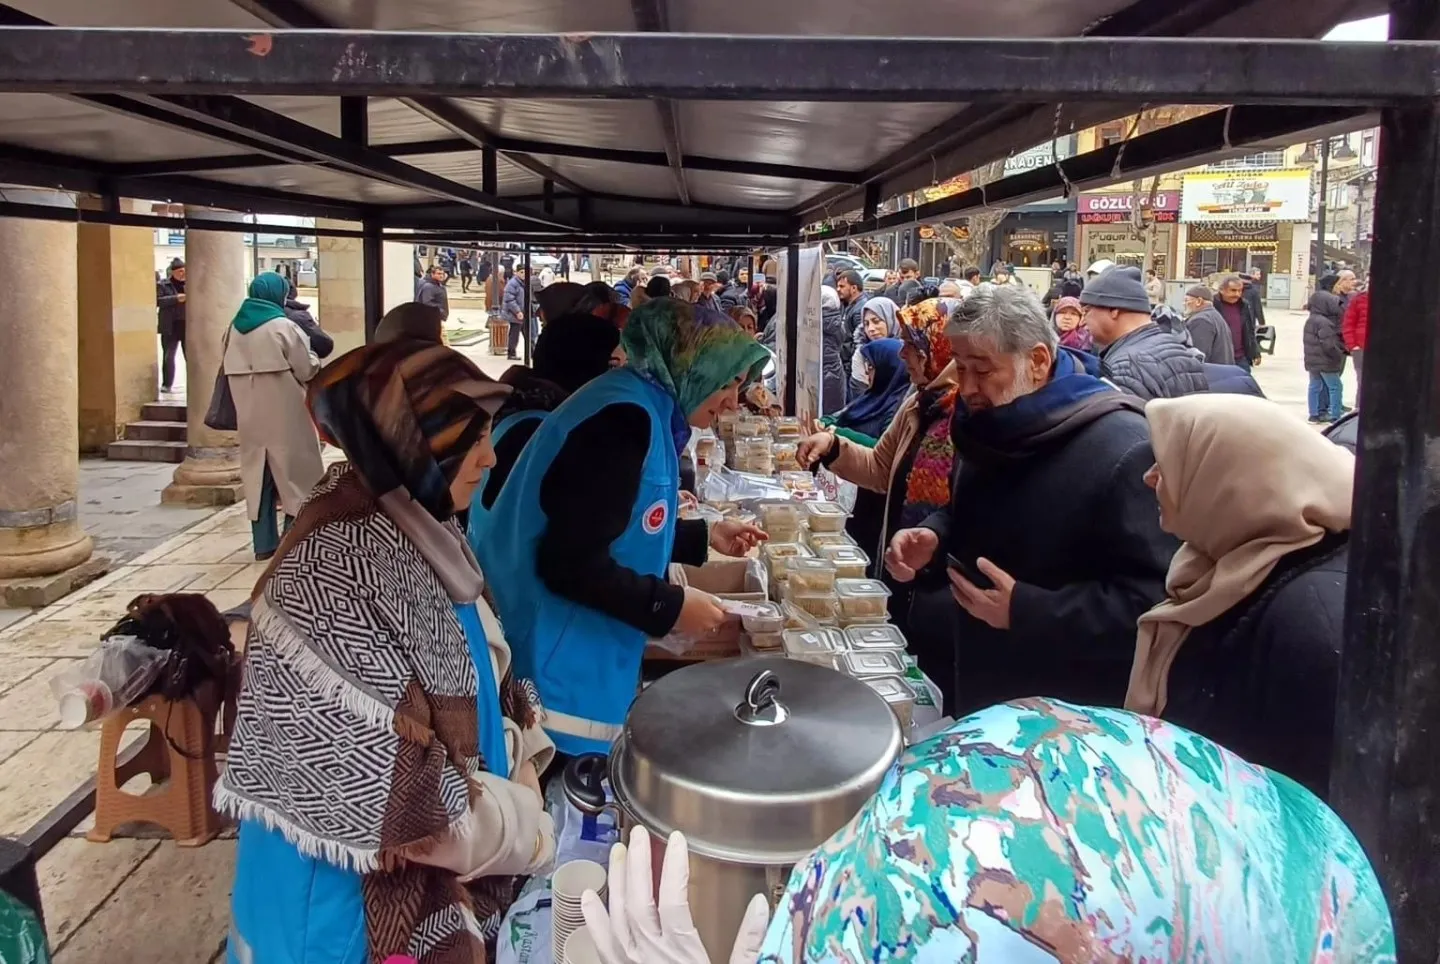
[[742, 631, 785, 655], [761, 541, 812, 578], [835, 579, 893, 619], [804, 501, 848, 533], [739, 600, 785, 635], [772, 416, 803, 439], [716, 412, 739, 441], [773, 442, 800, 472], [787, 558, 837, 594], [737, 414, 771, 438], [806, 530, 854, 550], [778, 471, 815, 493], [758, 501, 804, 537], [781, 629, 843, 666], [864, 676, 916, 729], [839, 650, 908, 679], [845, 623, 907, 654], [818, 544, 869, 579], [789, 591, 839, 623]]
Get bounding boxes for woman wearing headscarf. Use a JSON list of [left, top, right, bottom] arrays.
[[1126, 394, 1355, 796], [218, 342, 555, 964], [480, 299, 771, 758], [753, 698, 1394, 962], [466, 311, 622, 544], [825, 339, 911, 446], [223, 271, 325, 560], [847, 296, 899, 397], [818, 285, 849, 415], [374, 302, 445, 344], [797, 299, 959, 606]]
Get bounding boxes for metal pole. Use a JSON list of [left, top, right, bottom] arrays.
[[361, 215, 382, 342], [1316, 136, 1330, 284], [522, 244, 532, 368], [782, 243, 800, 416], [1330, 3, 1440, 958], [250, 213, 260, 279]]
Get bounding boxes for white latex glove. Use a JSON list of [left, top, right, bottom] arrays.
[[580, 826, 771, 964]]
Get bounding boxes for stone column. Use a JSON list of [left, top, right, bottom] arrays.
[[317, 218, 366, 358], [77, 197, 161, 452], [162, 209, 243, 506], [0, 191, 100, 596]]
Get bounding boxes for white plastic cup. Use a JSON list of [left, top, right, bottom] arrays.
[[552, 859, 607, 903], [563, 925, 601, 964], [57, 680, 113, 729]]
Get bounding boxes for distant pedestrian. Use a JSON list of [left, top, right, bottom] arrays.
[[1052, 295, 1093, 352], [458, 250, 474, 294], [1342, 288, 1369, 381], [1303, 289, 1348, 423], [1145, 268, 1165, 307], [1214, 275, 1262, 372], [415, 264, 450, 322], [538, 263, 556, 289], [1181, 285, 1235, 365], [503, 265, 530, 360], [156, 257, 187, 394], [559, 252, 571, 280]]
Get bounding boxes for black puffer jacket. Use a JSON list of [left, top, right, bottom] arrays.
[[1099, 323, 1209, 401], [1302, 290, 1347, 373], [1163, 534, 1348, 798]]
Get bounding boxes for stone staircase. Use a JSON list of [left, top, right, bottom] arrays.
[[107, 400, 187, 463]]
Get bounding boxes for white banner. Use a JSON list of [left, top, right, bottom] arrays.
[[1180, 169, 1312, 223], [775, 246, 825, 422]]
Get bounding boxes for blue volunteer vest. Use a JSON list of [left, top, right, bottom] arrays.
[[467, 409, 547, 570], [482, 368, 680, 756]]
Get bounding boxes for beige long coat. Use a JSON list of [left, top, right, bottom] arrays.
[[223, 317, 324, 520]]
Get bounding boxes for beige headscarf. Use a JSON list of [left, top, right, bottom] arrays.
[[1124, 394, 1355, 716]]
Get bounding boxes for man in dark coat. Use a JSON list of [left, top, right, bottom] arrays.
[[1081, 266, 1208, 401], [1214, 275, 1262, 371], [155, 257, 186, 393], [1179, 285, 1235, 365], [416, 264, 450, 323], [283, 280, 334, 359], [883, 283, 1178, 715], [1303, 289, 1348, 423]]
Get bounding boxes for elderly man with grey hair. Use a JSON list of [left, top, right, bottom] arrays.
[[883, 283, 1177, 716]]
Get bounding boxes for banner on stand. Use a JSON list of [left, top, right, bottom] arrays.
[[775, 245, 825, 422]]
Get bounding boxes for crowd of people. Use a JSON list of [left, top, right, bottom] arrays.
[[206, 251, 1388, 962]]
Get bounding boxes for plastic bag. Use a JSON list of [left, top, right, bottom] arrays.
[[814, 465, 858, 514], [49, 635, 170, 729]]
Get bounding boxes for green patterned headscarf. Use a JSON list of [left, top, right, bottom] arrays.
[[230, 271, 290, 334], [621, 297, 771, 417]]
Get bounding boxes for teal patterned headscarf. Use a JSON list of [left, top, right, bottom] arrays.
[[230, 271, 290, 334], [759, 698, 1395, 963], [621, 297, 771, 418]]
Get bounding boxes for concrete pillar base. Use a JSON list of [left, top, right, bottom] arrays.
[[0, 554, 110, 608], [0, 500, 97, 581], [162, 446, 242, 506]]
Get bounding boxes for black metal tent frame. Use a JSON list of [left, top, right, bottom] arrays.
[[0, 5, 1437, 957]]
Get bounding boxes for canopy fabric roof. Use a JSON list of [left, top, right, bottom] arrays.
[[0, 0, 1391, 244]]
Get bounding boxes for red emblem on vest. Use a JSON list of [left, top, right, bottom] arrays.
[[642, 500, 668, 534]]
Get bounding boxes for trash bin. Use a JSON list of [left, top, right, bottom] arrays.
[[487, 314, 510, 356]]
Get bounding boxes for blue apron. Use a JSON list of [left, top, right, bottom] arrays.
[[229, 602, 508, 964], [468, 409, 547, 574], [482, 368, 680, 756]]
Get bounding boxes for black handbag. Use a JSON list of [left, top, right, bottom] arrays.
[[203, 326, 237, 431]]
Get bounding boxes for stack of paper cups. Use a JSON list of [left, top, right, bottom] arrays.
[[562, 925, 601, 964], [552, 859, 606, 963]]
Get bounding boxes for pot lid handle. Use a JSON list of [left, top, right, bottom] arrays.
[[734, 668, 789, 727]]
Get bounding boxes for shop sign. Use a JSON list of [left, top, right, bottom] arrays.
[[1002, 139, 1076, 174], [1181, 169, 1311, 222], [1078, 191, 1179, 224], [918, 173, 972, 203], [1085, 230, 1147, 258], [1007, 228, 1050, 251], [1187, 223, 1280, 245]]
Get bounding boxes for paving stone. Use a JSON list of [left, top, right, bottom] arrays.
[[0, 730, 102, 836], [154, 532, 253, 566], [0, 656, 55, 694], [38, 838, 160, 949], [0, 557, 112, 608], [217, 563, 268, 592], [53, 840, 236, 964], [35, 591, 135, 625], [182, 564, 249, 593], [102, 564, 231, 595], [0, 730, 38, 766], [0, 608, 33, 632], [200, 590, 251, 614], [0, 659, 76, 730], [129, 535, 200, 567], [0, 619, 115, 658]]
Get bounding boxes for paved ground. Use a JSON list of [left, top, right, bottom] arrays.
[[6, 295, 1341, 964]]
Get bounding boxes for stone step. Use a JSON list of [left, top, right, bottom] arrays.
[[123, 419, 187, 442], [141, 401, 186, 422], [106, 439, 186, 463]]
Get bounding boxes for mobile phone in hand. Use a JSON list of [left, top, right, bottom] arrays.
[[946, 554, 995, 591]]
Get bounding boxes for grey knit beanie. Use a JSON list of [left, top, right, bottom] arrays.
[[1079, 265, 1151, 313]]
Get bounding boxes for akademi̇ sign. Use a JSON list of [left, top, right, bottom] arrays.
[[1181, 169, 1312, 223]]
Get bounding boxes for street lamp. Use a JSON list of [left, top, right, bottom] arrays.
[[1297, 141, 1318, 165], [1334, 141, 1359, 161]]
